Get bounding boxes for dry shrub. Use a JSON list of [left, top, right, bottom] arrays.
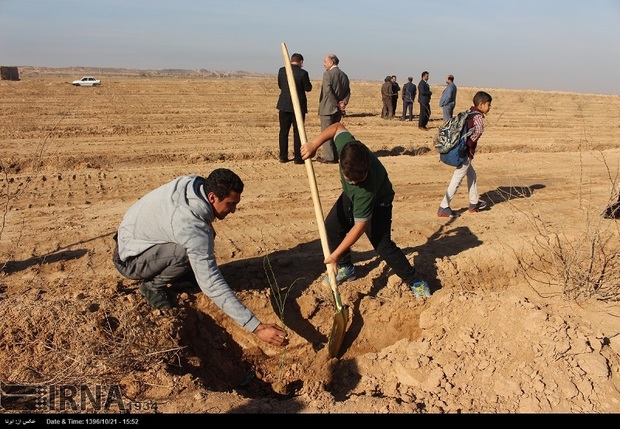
[[517, 213, 620, 302], [0, 293, 181, 386]]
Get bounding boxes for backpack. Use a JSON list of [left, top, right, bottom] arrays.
[[434, 110, 480, 167]]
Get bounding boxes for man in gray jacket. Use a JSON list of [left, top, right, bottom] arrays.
[[317, 53, 350, 163], [439, 74, 457, 121], [112, 169, 287, 347]]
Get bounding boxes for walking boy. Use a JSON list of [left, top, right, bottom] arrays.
[[437, 91, 493, 218], [300, 123, 430, 299]]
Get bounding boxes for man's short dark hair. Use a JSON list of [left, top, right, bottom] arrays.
[[340, 141, 370, 182], [291, 53, 304, 63], [205, 168, 244, 199]]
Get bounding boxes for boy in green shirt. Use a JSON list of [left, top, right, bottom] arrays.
[[301, 123, 430, 299]]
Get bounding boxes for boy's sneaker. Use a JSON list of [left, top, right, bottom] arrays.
[[322, 264, 356, 286], [468, 201, 488, 213], [139, 283, 173, 309], [410, 280, 431, 300], [437, 206, 459, 218]]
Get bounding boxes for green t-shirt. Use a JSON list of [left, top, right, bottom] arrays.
[[334, 130, 395, 222]]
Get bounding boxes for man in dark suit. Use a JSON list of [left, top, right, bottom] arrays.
[[400, 76, 416, 121], [317, 53, 350, 163], [276, 52, 312, 164], [390, 75, 400, 118], [418, 71, 432, 130]]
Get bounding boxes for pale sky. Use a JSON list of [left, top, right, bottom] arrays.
[[1, 0, 619, 95]]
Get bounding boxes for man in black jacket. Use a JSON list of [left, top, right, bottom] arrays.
[[400, 76, 416, 121], [276, 52, 312, 164], [390, 75, 400, 118], [418, 71, 432, 130]]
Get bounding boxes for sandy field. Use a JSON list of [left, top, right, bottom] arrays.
[[1, 67, 620, 414]]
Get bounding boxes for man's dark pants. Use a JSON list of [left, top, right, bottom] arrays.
[[278, 110, 305, 162]]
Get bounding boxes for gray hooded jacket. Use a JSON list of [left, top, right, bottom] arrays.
[[117, 175, 260, 332]]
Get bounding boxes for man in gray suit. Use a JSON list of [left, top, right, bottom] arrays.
[[317, 54, 350, 163], [439, 74, 457, 121]]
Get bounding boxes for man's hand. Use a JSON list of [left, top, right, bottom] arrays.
[[253, 323, 288, 347]]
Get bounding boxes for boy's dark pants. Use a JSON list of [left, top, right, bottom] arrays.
[[113, 240, 192, 291], [324, 193, 417, 284]]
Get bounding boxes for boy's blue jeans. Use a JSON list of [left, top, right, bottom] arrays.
[[324, 192, 417, 285]]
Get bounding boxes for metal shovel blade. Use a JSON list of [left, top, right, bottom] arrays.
[[328, 306, 348, 358], [325, 267, 347, 358]]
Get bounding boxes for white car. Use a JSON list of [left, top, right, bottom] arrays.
[[72, 76, 101, 87]]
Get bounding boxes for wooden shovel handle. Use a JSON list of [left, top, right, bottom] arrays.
[[280, 42, 343, 310]]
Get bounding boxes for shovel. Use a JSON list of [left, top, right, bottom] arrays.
[[280, 42, 347, 358]]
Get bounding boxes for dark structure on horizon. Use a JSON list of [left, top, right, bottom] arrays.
[[1, 66, 20, 81]]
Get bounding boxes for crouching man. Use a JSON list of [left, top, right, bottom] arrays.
[[112, 169, 287, 347]]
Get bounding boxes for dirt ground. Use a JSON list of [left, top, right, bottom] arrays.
[[1, 68, 620, 414]]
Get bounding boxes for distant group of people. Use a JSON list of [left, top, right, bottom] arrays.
[[379, 71, 457, 131], [110, 52, 492, 363], [275, 53, 462, 162]]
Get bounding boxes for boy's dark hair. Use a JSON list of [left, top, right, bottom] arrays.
[[205, 168, 244, 199], [340, 141, 370, 182], [473, 91, 492, 106], [291, 53, 304, 63]]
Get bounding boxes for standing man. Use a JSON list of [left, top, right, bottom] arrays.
[[439, 74, 457, 121], [390, 75, 400, 118], [418, 71, 432, 131], [381, 76, 394, 119], [277, 52, 312, 164], [112, 169, 288, 347], [317, 53, 350, 164], [400, 76, 416, 121]]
